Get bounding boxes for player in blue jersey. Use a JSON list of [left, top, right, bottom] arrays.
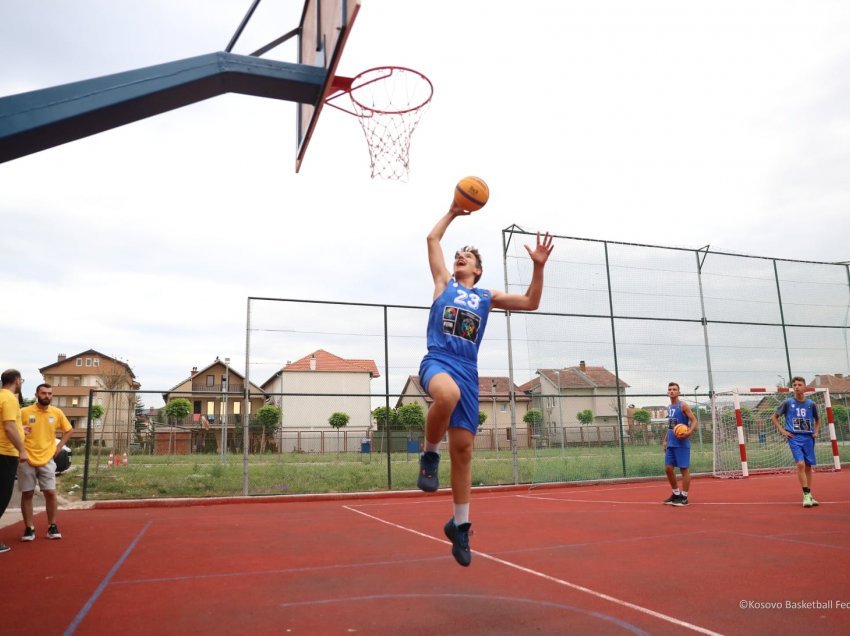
[[417, 201, 553, 566], [771, 376, 821, 508], [662, 382, 697, 507]]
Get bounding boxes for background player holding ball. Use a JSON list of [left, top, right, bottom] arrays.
[[662, 381, 698, 507], [416, 177, 554, 566]]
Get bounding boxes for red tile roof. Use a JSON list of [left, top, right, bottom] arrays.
[[283, 349, 380, 377], [812, 374, 850, 394], [518, 365, 629, 393]]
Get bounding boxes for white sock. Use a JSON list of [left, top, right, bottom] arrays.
[[453, 503, 470, 525], [681, 491, 688, 497], [673, 489, 681, 495], [424, 441, 440, 454]]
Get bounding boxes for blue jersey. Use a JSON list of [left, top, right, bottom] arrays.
[[666, 401, 690, 448], [425, 278, 492, 365], [775, 397, 819, 435]]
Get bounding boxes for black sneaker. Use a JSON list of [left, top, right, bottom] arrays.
[[417, 452, 440, 492], [46, 524, 62, 540], [0, 543, 10, 554], [672, 496, 689, 507], [444, 518, 472, 567], [21, 527, 35, 542], [663, 493, 681, 505]]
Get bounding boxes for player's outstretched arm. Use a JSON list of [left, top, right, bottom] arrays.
[[427, 202, 469, 298], [491, 231, 554, 311]]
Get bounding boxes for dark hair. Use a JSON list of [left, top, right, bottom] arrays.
[[36, 383, 52, 393], [668, 382, 680, 390], [791, 376, 806, 386], [1, 369, 21, 386], [455, 245, 483, 284]]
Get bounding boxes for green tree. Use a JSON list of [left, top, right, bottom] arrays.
[[479, 411, 487, 426], [134, 396, 145, 417], [833, 404, 849, 435], [255, 405, 282, 453], [632, 408, 651, 443], [329, 411, 350, 457], [164, 398, 192, 454], [632, 409, 650, 424], [165, 398, 191, 422], [397, 402, 425, 439], [523, 409, 543, 435], [577, 409, 594, 425], [372, 406, 398, 431], [90, 404, 105, 422]]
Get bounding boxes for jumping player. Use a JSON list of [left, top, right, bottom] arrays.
[[662, 382, 697, 507], [771, 376, 820, 508], [417, 201, 553, 566]]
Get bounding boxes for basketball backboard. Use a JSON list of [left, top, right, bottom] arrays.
[[296, 0, 361, 172]]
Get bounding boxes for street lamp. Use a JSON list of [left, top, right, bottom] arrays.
[[693, 385, 703, 448]]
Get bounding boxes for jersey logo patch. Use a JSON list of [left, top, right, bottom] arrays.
[[442, 306, 481, 343]]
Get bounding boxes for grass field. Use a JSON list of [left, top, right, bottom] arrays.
[[63, 442, 849, 500]]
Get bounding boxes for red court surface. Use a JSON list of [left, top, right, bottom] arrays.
[[3, 471, 849, 635]]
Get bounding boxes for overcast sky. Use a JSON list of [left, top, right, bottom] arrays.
[[2, 0, 849, 405]]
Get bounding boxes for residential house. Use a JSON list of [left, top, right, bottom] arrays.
[[161, 359, 266, 454], [812, 373, 850, 401], [38, 350, 139, 449], [517, 361, 629, 443], [261, 349, 379, 433]]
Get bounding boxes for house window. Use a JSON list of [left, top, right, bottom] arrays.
[[500, 404, 507, 412], [206, 375, 215, 387], [93, 358, 99, 367], [206, 401, 215, 416], [85, 358, 92, 367], [71, 398, 79, 407], [76, 358, 82, 366], [73, 377, 80, 387], [233, 401, 240, 415]]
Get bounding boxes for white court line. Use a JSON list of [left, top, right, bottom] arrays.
[[521, 494, 850, 506], [343, 505, 724, 636]]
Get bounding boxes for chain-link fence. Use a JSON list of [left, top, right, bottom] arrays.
[[70, 230, 849, 500]]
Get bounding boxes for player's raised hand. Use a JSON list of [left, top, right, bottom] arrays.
[[449, 201, 472, 217], [525, 231, 554, 266]]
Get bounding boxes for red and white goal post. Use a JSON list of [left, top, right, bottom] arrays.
[[712, 387, 842, 478]]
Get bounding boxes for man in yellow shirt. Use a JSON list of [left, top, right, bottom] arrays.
[[1, 369, 28, 554], [19, 382, 73, 542]]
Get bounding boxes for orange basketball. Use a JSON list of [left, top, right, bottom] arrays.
[[454, 176, 490, 212], [674, 424, 689, 440]]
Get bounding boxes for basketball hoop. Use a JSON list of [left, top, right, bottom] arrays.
[[325, 66, 433, 180]]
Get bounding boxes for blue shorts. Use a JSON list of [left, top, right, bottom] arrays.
[[788, 434, 816, 466], [419, 352, 479, 435], [665, 445, 690, 469]]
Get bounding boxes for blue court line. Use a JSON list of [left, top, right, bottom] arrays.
[[63, 519, 153, 636]]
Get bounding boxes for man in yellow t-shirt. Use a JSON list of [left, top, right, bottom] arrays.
[[1, 369, 28, 554], [19, 382, 73, 542]]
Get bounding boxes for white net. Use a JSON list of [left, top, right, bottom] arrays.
[[712, 389, 839, 477], [344, 67, 432, 181]]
